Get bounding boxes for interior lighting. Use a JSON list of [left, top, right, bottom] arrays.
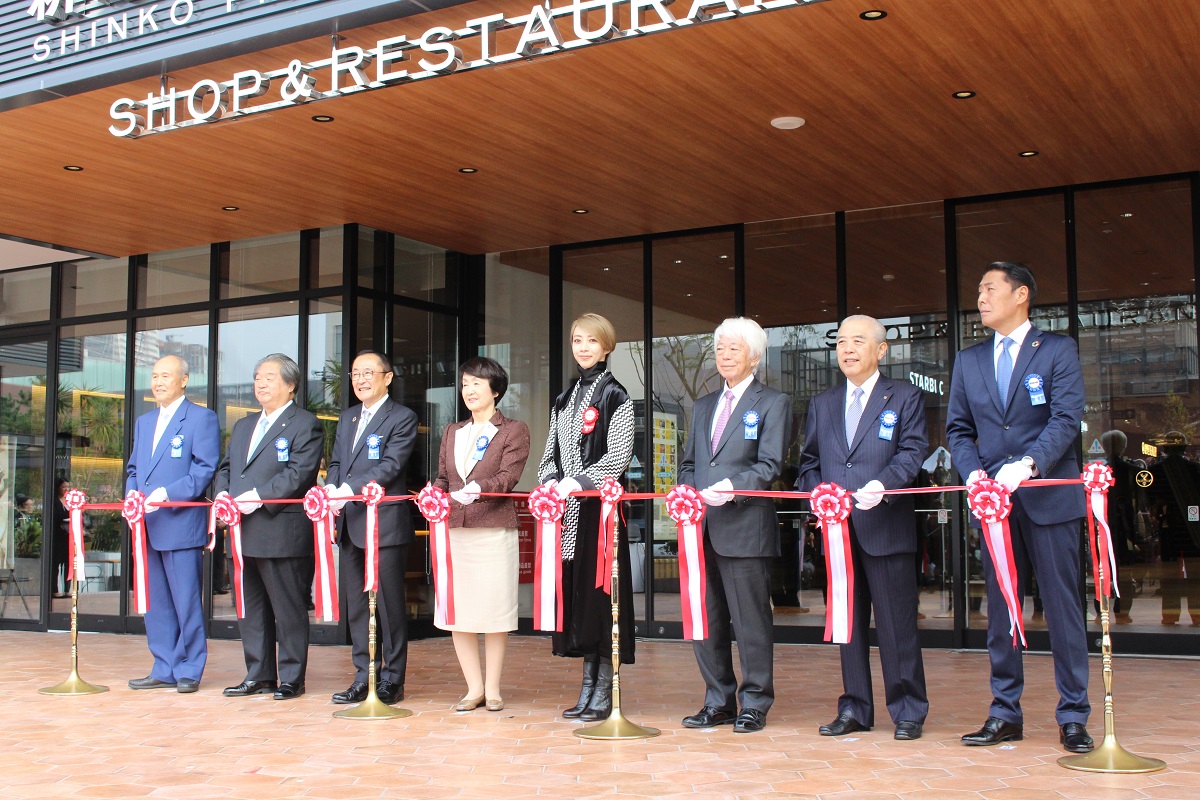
[[311, 115, 334, 123], [572, 209, 589, 214], [770, 116, 806, 130], [952, 91, 976, 99], [458, 167, 478, 173], [222, 206, 240, 211], [1018, 150, 1039, 157], [860, 10, 886, 20], [63, 165, 84, 171]]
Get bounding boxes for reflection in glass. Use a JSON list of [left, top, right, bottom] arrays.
[[307, 298, 343, 468], [60, 258, 129, 318], [395, 236, 455, 306], [746, 214, 836, 328], [313, 227, 344, 290], [139, 245, 210, 308], [220, 233, 300, 299], [0, 266, 52, 327]]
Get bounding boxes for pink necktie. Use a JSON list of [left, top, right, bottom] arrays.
[[711, 389, 736, 455]]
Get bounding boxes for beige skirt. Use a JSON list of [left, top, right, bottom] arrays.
[[436, 526, 519, 633]]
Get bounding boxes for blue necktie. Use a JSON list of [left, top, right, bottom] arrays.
[[997, 337, 1014, 410], [846, 386, 864, 448]]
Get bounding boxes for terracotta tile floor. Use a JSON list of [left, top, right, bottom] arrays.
[[1, 630, 1196, 799]]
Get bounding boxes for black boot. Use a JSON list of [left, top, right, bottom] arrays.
[[578, 659, 613, 722], [562, 656, 599, 718]]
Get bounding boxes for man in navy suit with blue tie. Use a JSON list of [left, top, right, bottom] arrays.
[[947, 262, 1093, 753], [797, 315, 929, 741], [126, 355, 220, 693]]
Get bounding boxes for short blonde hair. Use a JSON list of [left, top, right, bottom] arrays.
[[570, 313, 617, 355]]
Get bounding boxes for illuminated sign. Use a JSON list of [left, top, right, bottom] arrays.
[[108, 0, 829, 137], [909, 371, 944, 396]]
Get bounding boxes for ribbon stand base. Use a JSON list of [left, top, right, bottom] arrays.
[[333, 590, 410, 720], [574, 519, 659, 741], [40, 575, 108, 696], [1058, 588, 1164, 773]]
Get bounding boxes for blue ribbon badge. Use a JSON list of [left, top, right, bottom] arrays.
[[742, 410, 760, 440], [170, 434, 184, 459], [471, 434, 490, 462], [366, 433, 381, 460], [275, 437, 290, 462], [1025, 373, 1046, 406], [878, 410, 899, 441]]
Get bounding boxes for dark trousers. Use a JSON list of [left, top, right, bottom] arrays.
[[341, 540, 409, 685], [239, 555, 312, 686]]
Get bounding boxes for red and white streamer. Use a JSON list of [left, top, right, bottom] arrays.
[[528, 485, 566, 632], [969, 478, 1026, 647], [361, 481, 384, 593], [417, 483, 455, 627], [63, 489, 87, 587], [123, 490, 150, 614], [1082, 461, 1119, 601], [208, 494, 245, 618], [667, 485, 708, 640], [303, 486, 340, 622], [812, 483, 854, 644], [595, 477, 624, 592]]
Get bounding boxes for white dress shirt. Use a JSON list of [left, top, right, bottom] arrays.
[[709, 372, 757, 442], [152, 394, 186, 453]]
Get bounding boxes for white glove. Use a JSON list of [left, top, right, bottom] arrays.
[[555, 477, 582, 500], [853, 479, 885, 511], [966, 469, 987, 487], [995, 461, 1033, 493], [234, 489, 263, 514], [700, 479, 734, 506], [327, 483, 353, 512], [144, 487, 168, 514], [451, 480, 481, 506]]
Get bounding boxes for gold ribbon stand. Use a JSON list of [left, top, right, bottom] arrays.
[[333, 589, 410, 720], [40, 566, 108, 695]]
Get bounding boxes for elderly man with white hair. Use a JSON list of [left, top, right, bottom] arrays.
[[678, 316, 792, 733]]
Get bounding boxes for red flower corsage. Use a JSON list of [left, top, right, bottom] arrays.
[[581, 406, 599, 434]]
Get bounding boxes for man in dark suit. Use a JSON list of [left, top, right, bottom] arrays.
[[947, 262, 1093, 753], [797, 315, 929, 740], [215, 353, 323, 701], [126, 355, 220, 694], [324, 350, 418, 705], [679, 316, 792, 733]]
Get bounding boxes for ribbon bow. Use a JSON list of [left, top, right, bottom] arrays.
[[123, 490, 150, 614], [304, 486, 340, 622], [417, 483, 455, 627], [361, 481, 385, 593], [528, 485, 566, 632], [810, 483, 855, 644], [209, 493, 246, 618], [666, 484, 708, 640], [968, 478, 1025, 647], [63, 489, 87, 588], [595, 477, 624, 592], [1082, 461, 1119, 602]]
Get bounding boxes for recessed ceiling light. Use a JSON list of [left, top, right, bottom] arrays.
[[1120, 212, 1133, 218], [572, 208, 589, 214], [686, 293, 693, 297], [222, 206, 240, 212], [882, 274, 895, 281], [770, 116, 806, 130], [860, 9, 887, 20], [952, 91, 976, 99], [458, 167, 478, 174], [311, 114, 334, 123], [63, 165, 84, 171], [602, 267, 610, 271], [1140, 282, 1150, 286], [719, 255, 728, 259], [673, 259, 683, 264], [1018, 150, 1039, 157]]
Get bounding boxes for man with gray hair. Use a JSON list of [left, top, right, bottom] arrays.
[[679, 317, 792, 733], [214, 353, 323, 700]]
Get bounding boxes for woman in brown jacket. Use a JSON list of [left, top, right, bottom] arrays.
[[433, 357, 530, 711]]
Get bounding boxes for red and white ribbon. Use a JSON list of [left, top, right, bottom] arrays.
[[1082, 461, 1118, 601], [969, 478, 1026, 647], [812, 483, 854, 644], [123, 490, 150, 614], [63, 489, 87, 587], [667, 484, 708, 640], [361, 481, 384, 593], [303, 486, 340, 622], [595, 477, 624, 592], [581, 406, 599, 435], [528, 485, 566, 632], [417, 483, 454, 627], [208, 494, 245, 618]]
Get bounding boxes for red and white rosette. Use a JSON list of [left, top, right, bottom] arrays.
[[417, 483, 455, 627], [208, 493, 245, 618], [303, 486, 340, 622], [1082, 461, 1119, 601], [666, 484, 708, 641], [595, 477, 624, 591], [63, 489, 87, 586], [968, 478, 1026, 647], [361, 481, 385, 593], [528, 484, 566, 632], [123, 490, 150, 614], [581, 406, 599, 435], [811, 483, 854, 644]]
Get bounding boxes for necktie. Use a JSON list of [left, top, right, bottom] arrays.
[[845, 386, 864, 448], [997, 336, 1014, 410], [354, 409, 373, 447], [711, 390, 735, 455], [248, 414, 270, 458]]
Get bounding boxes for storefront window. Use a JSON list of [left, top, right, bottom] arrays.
[[307, 298, 343, 468], [395, 236, 456, 306], [313, 227, 344, 290], [139, 245, 210, 308], [220, 233, 300, 299], [60, 258, 129, 318], [0, 266, 52, 326]]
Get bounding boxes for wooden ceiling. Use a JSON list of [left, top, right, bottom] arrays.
[[1, 0, 1199, 262]]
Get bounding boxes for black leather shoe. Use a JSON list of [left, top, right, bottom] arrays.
[[1060, 722, 1094, 753], [819, 712, 871, 736], [176, 678, 200, 694], [681, 706, 736, 728], [376, 681, 403, 705], [128, 676, 176, 690], [223, 680, 277, 697], [332, 682, 368, 704], [894, 720, 923, 740], [273, 682, 304, 700], [733, 708, 767, 733], [962, 716, 1023, 746]]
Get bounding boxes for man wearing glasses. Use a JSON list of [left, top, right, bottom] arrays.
[[325, 350, 418, 705]]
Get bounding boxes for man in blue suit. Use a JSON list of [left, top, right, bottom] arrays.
[[126, 355, 220, 693], [947, 262, 1093, 753], [797, 315, 929, 741]]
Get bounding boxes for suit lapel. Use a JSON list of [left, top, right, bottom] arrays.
[[714, 380, 762, 457], [147, 400, 188, 474], [464, 419, 500, 479], [848, 377, 893, 455], [248, 403, 296, 466], [1007, 328, 1044, 410], [351, 398, 390, 461], [973, 340, 1005, 415]]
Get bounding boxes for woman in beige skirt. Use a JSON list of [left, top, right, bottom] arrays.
[[434, 357, 530, 711]]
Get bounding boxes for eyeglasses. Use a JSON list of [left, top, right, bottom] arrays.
[[349, 370, 391, 381]]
